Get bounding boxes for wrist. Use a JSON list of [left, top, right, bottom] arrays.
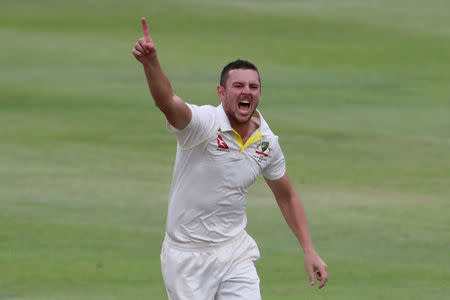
[[302, 246, 316, 256], [142, 55, 159, 67]]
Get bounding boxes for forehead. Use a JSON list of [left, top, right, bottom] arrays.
[[227, 69, 260, 85]]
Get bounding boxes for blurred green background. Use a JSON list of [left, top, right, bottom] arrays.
[[1, 0, 449, 299]]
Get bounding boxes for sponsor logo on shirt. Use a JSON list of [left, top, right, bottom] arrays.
[[217, 134, 230, 152]]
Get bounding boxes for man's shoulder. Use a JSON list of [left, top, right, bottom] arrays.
[[257, 110, 277, 138], [182, 103, 220, 132], [188, 103, 217, 113]]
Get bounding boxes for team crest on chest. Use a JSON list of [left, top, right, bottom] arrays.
[[254, 141, 271, 161]]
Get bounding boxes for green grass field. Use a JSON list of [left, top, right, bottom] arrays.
[[1, 0, 449, 299]]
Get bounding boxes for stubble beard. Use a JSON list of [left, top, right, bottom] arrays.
[[222, 93, 259, 127], [226, 106, 256, 127]]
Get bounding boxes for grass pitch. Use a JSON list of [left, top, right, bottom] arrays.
[[1, 0, 449, 299]]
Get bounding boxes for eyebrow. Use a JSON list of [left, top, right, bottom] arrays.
[[232, 81, 260, 86]]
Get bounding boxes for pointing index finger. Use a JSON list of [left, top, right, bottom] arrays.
[[141, 17, 151, 43]]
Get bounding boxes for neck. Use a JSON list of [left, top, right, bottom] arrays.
[[230, 119, 258, 144]]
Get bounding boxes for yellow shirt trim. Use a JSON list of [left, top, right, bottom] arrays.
[[234, 128, 262, 153], [181, 129, 219, 151]]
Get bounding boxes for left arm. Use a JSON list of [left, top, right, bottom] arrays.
[[265, 173, 329, 289]]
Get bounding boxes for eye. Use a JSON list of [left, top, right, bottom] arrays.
[[250, 85, 259, 89]]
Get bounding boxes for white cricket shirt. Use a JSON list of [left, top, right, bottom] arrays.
[[165, 104, 286, 244]]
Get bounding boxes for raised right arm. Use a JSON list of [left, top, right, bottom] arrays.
[[132, 17, 191, 130]]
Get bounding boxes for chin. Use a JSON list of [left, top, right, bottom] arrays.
[[237, 116, 253, 124]]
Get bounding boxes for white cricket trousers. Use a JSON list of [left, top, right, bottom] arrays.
[[160, 230, 262, 300]]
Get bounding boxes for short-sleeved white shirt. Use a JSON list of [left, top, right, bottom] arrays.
[[166, 104, 286, 244]]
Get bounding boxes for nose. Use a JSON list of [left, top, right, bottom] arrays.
[[242, 85, 251, 94]]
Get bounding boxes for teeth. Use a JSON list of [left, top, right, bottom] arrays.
[[240, 101, 250, 104]]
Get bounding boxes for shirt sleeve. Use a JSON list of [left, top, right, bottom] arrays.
[[262, 136, 286, 180], [167, 104, 217, 150]]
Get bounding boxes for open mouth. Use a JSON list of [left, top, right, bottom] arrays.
[[238, 100, 250, 111]]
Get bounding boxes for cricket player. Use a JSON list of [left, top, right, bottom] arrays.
[[133, 17, 328, 300]]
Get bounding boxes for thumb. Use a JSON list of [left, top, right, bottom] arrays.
[[306, 264, 315, 286]]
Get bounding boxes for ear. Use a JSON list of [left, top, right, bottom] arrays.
[[217, 85, 225, 101]]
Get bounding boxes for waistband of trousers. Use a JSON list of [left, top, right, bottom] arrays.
[[164, 230, 247, 251]]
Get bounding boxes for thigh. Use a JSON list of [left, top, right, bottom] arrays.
[[215, 233, 261, 300], [161, 241, 221, 300], [214, 258, 261, 300]]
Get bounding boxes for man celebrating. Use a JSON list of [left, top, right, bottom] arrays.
[[133, 17, 328, 300]]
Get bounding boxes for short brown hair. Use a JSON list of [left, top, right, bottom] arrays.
[[220, 59, 260, 87]]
